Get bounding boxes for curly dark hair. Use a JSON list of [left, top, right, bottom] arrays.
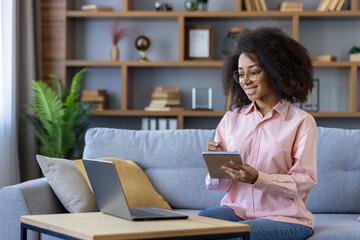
[[222, 27, 313, 110]]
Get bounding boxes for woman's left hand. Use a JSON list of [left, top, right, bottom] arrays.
[[221, 161, 259, 184]]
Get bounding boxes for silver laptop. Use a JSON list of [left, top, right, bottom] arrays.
[[82, 158, 188, 221]]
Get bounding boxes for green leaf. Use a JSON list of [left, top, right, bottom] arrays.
[[64, 68, 91, 108], [49, 73, 63, 101], [32, 80, 64, 134], [349, 46, 360, 54]]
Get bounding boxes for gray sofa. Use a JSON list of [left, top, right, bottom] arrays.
[[1, 127, 360, 240]]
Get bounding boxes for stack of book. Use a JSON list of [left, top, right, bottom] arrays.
[[145, 86, 183, 111], [317, 0, 346, 11], [244, 0, 267, 12], [310, 55, 337, 62], [280, 1, 303, 11], [81, 90, 108, 111], [81, 4, 113, 12]]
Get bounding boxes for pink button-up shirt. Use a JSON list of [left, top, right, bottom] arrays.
[[206, 100, 317, 228]]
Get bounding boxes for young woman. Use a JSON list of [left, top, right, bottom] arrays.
[[199, 27, 317, 240]]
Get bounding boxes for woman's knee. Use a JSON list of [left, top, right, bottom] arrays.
[[198, 206, 224, 218], [198, 206, 242, 222]]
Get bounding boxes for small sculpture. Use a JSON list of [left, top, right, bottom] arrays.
[[155, 2, 173, 11], [135, 35, 151, 61], [184, 0, 198, 11]]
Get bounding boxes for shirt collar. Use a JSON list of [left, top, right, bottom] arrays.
[[273, 100, 289, 120], [240, 100, 289, 120], [240, 102, 256, 115]]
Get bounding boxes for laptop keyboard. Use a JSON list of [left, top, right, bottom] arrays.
[[130, 208, 164, 217]]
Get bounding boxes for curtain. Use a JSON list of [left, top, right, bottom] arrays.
[[17, 0, 42, 181], [0, 0, 20, 188]]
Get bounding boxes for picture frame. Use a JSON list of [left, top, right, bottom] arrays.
[[224, 92, 231, 111], [192, 87, 213, 110], [301, 79, 319, 111], [185, 25, 214, 60]]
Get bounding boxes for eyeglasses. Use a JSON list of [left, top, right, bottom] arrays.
[[233, 70, 262, 84]]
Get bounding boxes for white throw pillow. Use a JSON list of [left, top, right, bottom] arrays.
[[36, 154, 98, 213]]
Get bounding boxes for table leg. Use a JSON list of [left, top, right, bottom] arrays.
[[20, 223, 80, 240], [20, 223, 27, 240], [242, 231, 250, 240]]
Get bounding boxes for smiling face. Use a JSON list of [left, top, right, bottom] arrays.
[[237, 53, 277, 109]]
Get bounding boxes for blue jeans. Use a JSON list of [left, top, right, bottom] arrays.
[[198, 206, 313, 240]]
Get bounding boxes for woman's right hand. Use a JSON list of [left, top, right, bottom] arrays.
[[206, 140, 226, 151]]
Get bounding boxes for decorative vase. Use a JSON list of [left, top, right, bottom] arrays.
[[111, 45, 119, 61], [197, 0, 208, 11], [184, 0, 198, 11], [221, 27, 248, 56]]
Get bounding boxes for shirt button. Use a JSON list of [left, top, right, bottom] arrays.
[[248, 208, 253, 212], [248, 187, 251, 192], [253, 144, 257, 148]]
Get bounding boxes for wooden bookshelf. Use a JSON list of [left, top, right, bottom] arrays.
[[66, 60, 359, 68], [65, 60, 223, 67], [66, 10, 360, 18], [40, 0, 360, 129]]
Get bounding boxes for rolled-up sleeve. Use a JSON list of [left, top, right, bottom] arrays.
[[254, 125, 317, 199], [205, 173, 233, 192]]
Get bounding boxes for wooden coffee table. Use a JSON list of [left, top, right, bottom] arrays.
[[21, 212, 250, 240]]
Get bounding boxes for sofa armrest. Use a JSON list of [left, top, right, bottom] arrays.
[[0, 178, 67, 240]]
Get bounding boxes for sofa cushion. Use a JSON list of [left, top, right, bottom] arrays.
[[36, 155, 98, 213], [306, 127, 360, 213], [75, 158, 171, 210], [0, 178, 67, 240], [308, 214, 360, 239], [83, 128, 225, 209]]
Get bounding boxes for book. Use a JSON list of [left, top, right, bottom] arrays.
[[280, 8, 303, 11], [259, 0, 268, 11], [81, 95, 107, 102], [141, 117, 149, 130], [244, 0, 253, 11], [82, 89, 107, 97], [310, 55, 337, 62], [141, 117, 178, 130], [151, 93, 182, 99], [202, 151, 243, 179], [168, 118, 178, 129], [335, 0, 346, 11], [81, 90, 108, 110], [149, 99, 181, 106], [146, 86, 182, 110], [328, 0, 339, 11], [253, 0, 261, 12], [280, 1, 303, 11], [93, 102, 107, 111], [81, 4, 113, 11], [280, 1, 303, 8], [149, 118, 157, 130], [144, 106, 184, 111], [317, 0, 331, 11], [154, 86, 179, 92], [158, 118, 168, 130]]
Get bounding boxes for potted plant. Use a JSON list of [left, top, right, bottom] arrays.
[[349, 46, 360, 61], [21, 68, 95, 159]]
